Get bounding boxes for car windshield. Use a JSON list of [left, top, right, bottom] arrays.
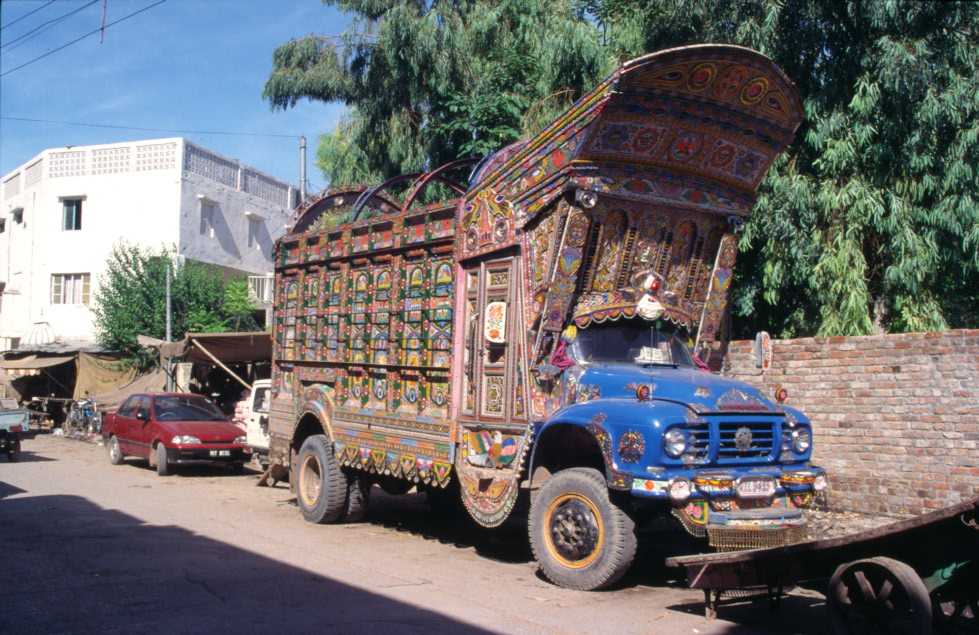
[[153, 396, 226, 421], [571, 320, 695, 367]]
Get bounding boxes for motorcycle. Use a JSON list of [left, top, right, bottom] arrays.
[[65, 398, 101, 436]]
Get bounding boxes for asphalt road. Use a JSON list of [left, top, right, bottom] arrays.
[[0, 434, 831, 634]]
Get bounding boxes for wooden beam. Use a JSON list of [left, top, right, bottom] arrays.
[[190, 339, 251, 392]]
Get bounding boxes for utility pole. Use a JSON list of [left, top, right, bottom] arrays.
[[299, 135, 307, 205], [165, 259, 172, 342]]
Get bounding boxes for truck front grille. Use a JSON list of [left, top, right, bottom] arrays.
[[716, 421, 775, 462]]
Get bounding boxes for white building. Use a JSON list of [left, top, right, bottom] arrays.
[[0, 138, 297, 350]]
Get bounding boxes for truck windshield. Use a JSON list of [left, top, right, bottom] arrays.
[[571, 320, 695, 367]]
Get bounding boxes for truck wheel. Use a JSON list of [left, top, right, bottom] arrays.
[[343, 471, 371, 523], [529, 467, 637, 591], [107, 436, 124, 465], [155, 443, 172, 476], [828, 556, 932, 635], [296, 434, 347, 524]]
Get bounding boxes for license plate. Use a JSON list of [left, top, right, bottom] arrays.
[[209, 450, 231, 457], [737, 477, 775, 499]]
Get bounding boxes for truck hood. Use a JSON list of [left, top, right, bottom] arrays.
[[576, 364, 778, 414], [159, 421, 242, 442]]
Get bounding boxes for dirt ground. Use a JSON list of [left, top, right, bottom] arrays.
[[0, 434, 836, 634]]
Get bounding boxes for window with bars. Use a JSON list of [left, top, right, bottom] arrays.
[[51, 273, 90, 305], [62, 198, 83, 231]]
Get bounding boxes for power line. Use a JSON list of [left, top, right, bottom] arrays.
[[2, 0, 99, 52], [0, 0, 55, 32], [0, 0, 166, 78], [2, 116, 300, 139]]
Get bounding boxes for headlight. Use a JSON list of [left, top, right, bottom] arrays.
[[171, 435, 201, 445], [792, 429, 811, 453], [235, 436, 246, 444], [664, 429, 687, 458]]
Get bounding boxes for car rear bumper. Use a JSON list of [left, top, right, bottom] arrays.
[[165, 447, 248, 464]]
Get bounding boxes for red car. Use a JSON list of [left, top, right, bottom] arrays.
[[102, 393, 249, 475]]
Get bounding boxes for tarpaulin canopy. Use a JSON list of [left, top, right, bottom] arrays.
[[0, 354, 75, 370], [73, 352, 137, 400], [87, 368, 168, 411], [155, 332, 271, 365]]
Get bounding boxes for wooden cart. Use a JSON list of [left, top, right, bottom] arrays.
[[666, 496, 979, 634]]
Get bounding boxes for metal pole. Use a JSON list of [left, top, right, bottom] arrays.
[[165, 259, 172, 342], [299, 135, 307, 204]]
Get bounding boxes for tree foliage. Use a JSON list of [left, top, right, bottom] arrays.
[[266, 0, 979, 336], [92, 244, 259, 363]]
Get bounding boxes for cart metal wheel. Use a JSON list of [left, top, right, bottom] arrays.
[[828, 556, 932, 635]]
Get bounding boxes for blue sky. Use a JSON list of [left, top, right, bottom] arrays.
[[0, 0, 350, 188]]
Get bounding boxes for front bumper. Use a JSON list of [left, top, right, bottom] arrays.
[[165, 446, 249, 465], [628, 465, 826, 500]]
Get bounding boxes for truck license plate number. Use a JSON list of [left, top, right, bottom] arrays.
[[209, 450, 230, 457], [737, 478, 775, 499]]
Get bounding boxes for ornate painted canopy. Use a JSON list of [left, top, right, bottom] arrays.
[[459, 44, 804, 262]]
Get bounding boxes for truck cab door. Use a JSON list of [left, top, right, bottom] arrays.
[[455, 256, 532, 527]]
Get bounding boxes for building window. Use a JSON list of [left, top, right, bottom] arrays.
[[63, 198, 83, 231], [248, 218, 261, 249], [200, 200, 216, 237], [51, 273, 91, 305], [0, 218, 5, 233]]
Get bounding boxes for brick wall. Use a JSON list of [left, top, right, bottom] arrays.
[[722, 330, 979, 517]]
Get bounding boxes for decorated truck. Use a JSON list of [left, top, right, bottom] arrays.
[[268, 44, 827, 590]]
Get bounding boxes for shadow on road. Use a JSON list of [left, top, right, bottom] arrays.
[[3, 451, 56, 464], [0, 490, 497, 634]]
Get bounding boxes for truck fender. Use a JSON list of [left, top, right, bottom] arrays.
[[293, 384, 335, 450], [527, 402, 621, 490]]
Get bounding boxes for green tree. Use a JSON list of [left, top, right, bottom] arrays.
[[264, 0, 610, 186], [266, 0, 979, 336], [92, 244, 230, 362], [588, 0, 979, 336], [222, 279, 260, 332]]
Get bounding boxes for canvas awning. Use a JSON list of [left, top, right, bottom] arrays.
[[0, 354, 75, 376], [159, 332, 271, 365], [0, 354, 75, 370], [143, 331, 271, 393]]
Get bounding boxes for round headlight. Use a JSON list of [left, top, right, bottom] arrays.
[[664, 429, 687, 458], [792, 429, 811, 453]]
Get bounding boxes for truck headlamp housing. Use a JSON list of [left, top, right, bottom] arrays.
[[664, 429, 687, 458], [792, 429, 811, 453]]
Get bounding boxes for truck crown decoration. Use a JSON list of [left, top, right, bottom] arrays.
[[268, 44, 825, 591]]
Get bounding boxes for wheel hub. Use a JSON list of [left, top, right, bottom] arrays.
[[547, 495, 601, 567]]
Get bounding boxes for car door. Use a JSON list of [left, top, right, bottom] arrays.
[[131, 396, 154, 458], [113, 397, 138, 454]]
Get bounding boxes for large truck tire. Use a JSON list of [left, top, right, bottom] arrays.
[[296, 434, 347, 524], [343, 470, 371, 523], [529, 467, 637, 591]]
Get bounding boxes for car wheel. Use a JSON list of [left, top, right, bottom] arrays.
[[107, 436, 124, 465], [529, 467, 637, 591], [155, 443, 171, 476], [296, 434, 347, 524]]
